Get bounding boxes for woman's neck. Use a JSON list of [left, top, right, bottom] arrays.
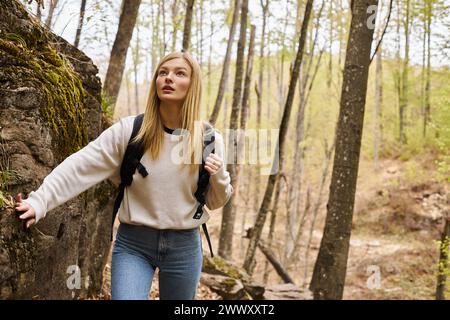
[[159, 101, 182, 129]]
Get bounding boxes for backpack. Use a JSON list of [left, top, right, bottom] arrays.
[[111, 113, 216, 258]]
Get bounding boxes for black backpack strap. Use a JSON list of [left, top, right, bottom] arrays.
[[193, 122, 215, 219], [193, 122, 216, 257], [202, 223, 214, 258], [111, 113, 148, 240]]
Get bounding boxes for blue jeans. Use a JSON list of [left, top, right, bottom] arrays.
[[111, 223, 203, 300]]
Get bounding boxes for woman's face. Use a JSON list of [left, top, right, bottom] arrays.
[[156, 58, 192, 104]]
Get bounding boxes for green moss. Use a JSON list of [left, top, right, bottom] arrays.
[[101, 92, 114, 120], [222, 277, 238, 289], [0, 31, 88, 159], [203, 256, 245, 280]]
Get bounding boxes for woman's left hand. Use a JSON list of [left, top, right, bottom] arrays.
[[204, 153, 223, 175]]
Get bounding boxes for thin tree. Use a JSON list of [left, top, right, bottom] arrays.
[[207, 16, 214, 116], [327, 0, 333, 89], [302, 139, 334, 283], [218, 0, 248, 260], [182, 0, 195, 51], [275, 3, 291, 115], [436, 218, 450, 300], [197, 0, 205, 65], [36, 0, 43, 21], [44, 0, 59, 29], [285, 48, 325, 263], [254, 0, 269, 213], [423, 0, 432, 138], [235, 24, 256, 191], [243, 0, 315, 275], [161, 0, 167, 56], [209, 0, 241, 125], [284, 0, 325, 263], [374, 24, 383, 170], [171, 0, 180, 52], [132, 24, 141, 114], [74, 0, 87, 48], [399, 0, 411, 144], [151, 0, 160, 75], [309, 0, 379, 300], [236, 24, 256, 261], [103, 0, 142, 111]]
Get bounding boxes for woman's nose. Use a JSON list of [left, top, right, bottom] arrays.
[[165, 73, 173, 83]]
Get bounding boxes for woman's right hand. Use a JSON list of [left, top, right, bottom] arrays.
[[15, 193, 36, 229]]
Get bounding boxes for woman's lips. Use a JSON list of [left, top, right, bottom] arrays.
[[162, 86, 175, 92]]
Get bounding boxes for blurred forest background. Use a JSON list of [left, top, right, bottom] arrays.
[[18, 0, 450, 299]]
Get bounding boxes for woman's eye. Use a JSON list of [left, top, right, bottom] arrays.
[[159, 71, 167, 76], [177, 72, 185, 76]]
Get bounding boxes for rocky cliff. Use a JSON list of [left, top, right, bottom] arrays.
[[0, 0, 115, 299]]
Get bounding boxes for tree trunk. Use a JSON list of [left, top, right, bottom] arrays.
[[238, 24, 256, 151], [103, 0, 142, 111], [243, 0, 314, 275], [74, 0, 87, 48], [420, 0, 426, 139], [303, 139, 334, 284], [207, 17, 214, 115], [266, 31, 271, 122], [234, 23, 255, 217], [126, 72, 132, 115], [275, 5, 290, 117], [171, 0, 180, 52], [182, 0, 194, 52], [199, 0, 204, 65], [133, 25, 140, 114], [327, 0, 333, 89], [394, 0, 401, 143], [36, 0, 42, 21], [286, 49, 324, 264], [399, 0, 410, 144], [374, 37, 383, 170], [436, 218, 450, 300], [161, 0, 166, 57], [209, 0, 241, 125], [309, 0, 378, 300], [337, 0, 344, 76], [263, 176, 282, 283], [285, 0, 324, 262], [223, 96, 229, 130], [44, 0, 59, 29], [239, 167, 253, 259], [255, 0, 269, 213], [218, 0, 248, 260], [423, 0, 432, 138], [151, 0, 159, 75]]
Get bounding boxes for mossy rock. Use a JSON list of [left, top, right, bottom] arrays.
[[203, 255, 250, 281], [0, 0, 114, 299], [202, 255, 265, 299]]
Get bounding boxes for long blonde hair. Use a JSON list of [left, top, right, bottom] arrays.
[[132, 51, 204, 174]]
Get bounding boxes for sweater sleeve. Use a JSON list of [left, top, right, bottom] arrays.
[[205, 131, 233, 210], [22, 116, 133, 224]]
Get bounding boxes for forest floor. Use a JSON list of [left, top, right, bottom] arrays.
[[344, 154, 450, 299], [241, 149, 448, 300], [342, 152, 448, 299], [100, 149, 449, 300], [214, 149, 449, 300]]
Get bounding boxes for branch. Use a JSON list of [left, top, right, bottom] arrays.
[[244, 228, 295, 284], [370, 0, 394, 64]]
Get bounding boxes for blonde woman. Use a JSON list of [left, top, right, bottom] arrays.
[[15, 51, 233, 300]]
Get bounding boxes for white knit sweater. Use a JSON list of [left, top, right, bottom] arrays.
[[23, 115, 233, 230]]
